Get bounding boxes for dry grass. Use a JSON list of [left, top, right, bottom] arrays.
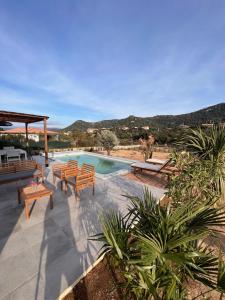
[[98, 149, 170, 161]]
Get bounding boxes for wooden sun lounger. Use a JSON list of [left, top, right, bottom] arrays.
[[131, 159, 172, 179]]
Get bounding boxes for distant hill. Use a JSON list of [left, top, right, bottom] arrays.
[[48, 128, 61, 132], [64, 103, 225, 131]]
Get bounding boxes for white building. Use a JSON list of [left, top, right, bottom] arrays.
[[0, 127, 59, 142]]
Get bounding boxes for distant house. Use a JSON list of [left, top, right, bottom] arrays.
[[64, 131, 72, 136], [100, 128, 109, 131], [179, 124, 190, 129], [121, 127, 129, 131], [202, 123, 225, 128], [87, 128, 98, 133], [0, 127, 59, 142], [142, 126, 149, 130], [201, 123, 212, 127]]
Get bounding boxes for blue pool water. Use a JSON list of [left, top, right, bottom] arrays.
[[56, 153, 131, 175]]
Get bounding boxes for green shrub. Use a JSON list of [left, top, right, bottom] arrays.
[[0, 137, 72, 152], [93, 190, 225, 299]]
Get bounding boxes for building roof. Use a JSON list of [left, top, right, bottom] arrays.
[[0, 111, 48, 124], [0, 128, 58, 135]]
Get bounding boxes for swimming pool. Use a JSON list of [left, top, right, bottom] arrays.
[[53, 152, 132, 176]]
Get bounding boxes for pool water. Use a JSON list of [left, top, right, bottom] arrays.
[[56, 153, 131, 175]]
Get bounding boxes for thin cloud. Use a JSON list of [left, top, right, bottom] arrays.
[[0, 1, 225, 126]]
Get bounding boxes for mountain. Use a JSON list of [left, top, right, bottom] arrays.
[[64, 103, 225, 131], [48, 128, 61, 132]]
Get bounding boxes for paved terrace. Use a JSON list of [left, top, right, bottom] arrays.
[[0, 164, 165, 300]]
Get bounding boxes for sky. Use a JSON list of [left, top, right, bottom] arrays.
[[0, 0, 225, 128]]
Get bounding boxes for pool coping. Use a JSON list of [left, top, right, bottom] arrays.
[[46, 150, 138, 179]]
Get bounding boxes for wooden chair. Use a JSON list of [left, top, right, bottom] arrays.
[[64, 164, 95, 200], [52, 160, 78, 190], [80, 163, 95, 174]]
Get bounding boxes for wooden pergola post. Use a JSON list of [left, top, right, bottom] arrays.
[[25, 123, 28, 147], [44, 117, 49, 167]]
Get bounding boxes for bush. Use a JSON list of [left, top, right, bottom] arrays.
[[0, 137, 72, 153], [171, 126, 225, 202]]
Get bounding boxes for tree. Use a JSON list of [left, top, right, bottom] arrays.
[[139, 134, 155, 160], [97, 130, 119, 155]]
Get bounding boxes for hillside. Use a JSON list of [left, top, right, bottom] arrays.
[[64, 103, 225, 131]]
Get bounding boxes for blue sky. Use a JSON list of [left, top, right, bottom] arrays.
[[0, 0, 225, 127]]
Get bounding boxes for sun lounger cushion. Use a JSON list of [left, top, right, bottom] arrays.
[[0, 170, 39, 183], [131, 162, 163, 172], [53, 170, 62, 178], [146, 158, 169, 165], [66, 177, 76, 185]]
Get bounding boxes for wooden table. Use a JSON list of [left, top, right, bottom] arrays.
[[18, 183, 53, 219]]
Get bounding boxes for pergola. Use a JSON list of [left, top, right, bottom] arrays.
[[0, 110, 49, 166]]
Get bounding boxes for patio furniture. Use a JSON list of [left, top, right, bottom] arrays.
[[52, 160, 78, 190], [145, 158, 169, 165], [0, 148, 27, 163], [0, 160, 44, 185], [64, 164, 95, 200], [131, 159, 172, 180], [80, 163, 95, 174], [18, 183, 53, 219], [0, 111, 50, 166]]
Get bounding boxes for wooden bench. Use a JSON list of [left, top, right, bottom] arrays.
[[0, 160, 44, 185]]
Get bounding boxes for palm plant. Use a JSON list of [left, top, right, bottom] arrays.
[[93, 190, 225, 299], [173, 126, 225, 202], [94, 211, 132, 268], [181, 125, 225, 162]]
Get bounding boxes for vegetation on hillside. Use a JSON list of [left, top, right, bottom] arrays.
[[60, 103, 225, 148], [65, 103, 225, 132]]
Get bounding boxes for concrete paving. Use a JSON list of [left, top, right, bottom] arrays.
[[0, 166, 165, 300]]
